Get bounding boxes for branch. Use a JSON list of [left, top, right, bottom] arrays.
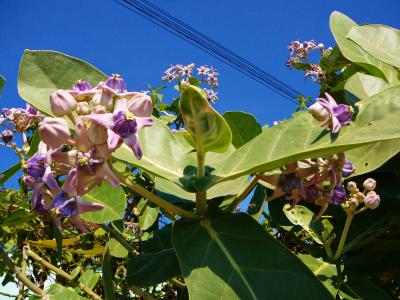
[[101, 224, 136, 256], [225, 176, 258, 212], [112, 167, 198, 219], [25, 247, 102, 300], [0, 247, 43, 296]]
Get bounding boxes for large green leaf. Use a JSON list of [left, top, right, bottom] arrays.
[[246, 184, 266, 221], [329, 12, 398, 84], [298, 254, 340, 298], [348, 24, 400, 69], [283, 204, 333, 245], [172, 213, 332, 300], [179, 84, 232, 153], [41, 283, 85, 300], [339, 272, 392, 300], [137, 200, 159, 231], [212, 87, 400, 182], [79, 269, 100, 291], [18, 50, 106, 116], [344, 73, 389, 100], [127, 225, 180, 287], [81, 182, 126, 224], [222, 111, 262, 148]]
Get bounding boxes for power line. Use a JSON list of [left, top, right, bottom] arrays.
[[114, 0, 301, 105]]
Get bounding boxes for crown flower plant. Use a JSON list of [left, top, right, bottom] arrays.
[[0, 11, 400, 300]]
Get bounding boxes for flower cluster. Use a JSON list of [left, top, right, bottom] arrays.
[[258, 153, 355, 217], [309, 93, 353, 133], [286, 40, 332, 83], [162, 63, 219, 102], [21, 74, 154, 233], [344, 178, 380, 212], [1, 104, 41, 132]]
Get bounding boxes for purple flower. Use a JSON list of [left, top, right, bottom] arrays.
[[73, 80, 92, 92], [105, 74, 127, 93], [51, 191, 104, 233], [304, 184, 321, 202], [278, 173, 302, 194], [83, 98, 153, 159], [331, 186, 346, 204], [314, 93, 353, 133], [203, 88, 218, 103], [305, 64, 325, 82], [342, 161, 355, 178]]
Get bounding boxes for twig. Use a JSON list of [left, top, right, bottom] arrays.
[[25, 247, 102, 300], [101, 224, 136, 256], [17, 247, 27, 300], [112, 167, 198, 219], [0, 247, 43, 296], [225, 176, 258, 212], [333, 212, 354, 260]]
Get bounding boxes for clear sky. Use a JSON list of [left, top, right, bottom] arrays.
[[1, 0, 400, 173], [1, 0, 400, 295]]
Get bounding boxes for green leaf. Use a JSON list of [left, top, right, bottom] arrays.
[[79, 269, 100, 291], [283, 204, 333, 245], [53, 222, 63, 258], [0, 209, 35, 227], [222, 111, 262, 148], [172, 214, 332, 300], [109, 238, 128, 258], [0, 75, 5, 95], [80, 182, 126, 224], [212, 87, 400, 183], [0, 163, 21, 186], [155, 175, 249, 202], [70, 267, 82, 279], [246, 184, 266, 220], [137, 201, 159, 231], [179, 84, 232, 153], [329, 11, 399, 83], [339, 272, 391, 300], [298, 254, 340, 298], [127, 225, 180, 287], [102, 245, 116, 300], [18, 50, 106, 116], [43, 283, 85, 300], [347, 24, 400, 69], [345, 73, 389, 100]]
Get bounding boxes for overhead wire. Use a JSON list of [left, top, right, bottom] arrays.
[[114, 0, 302, 105]]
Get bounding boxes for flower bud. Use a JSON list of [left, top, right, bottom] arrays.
[[347, 181, 358, 193], [87, 123, 108, 145], [76, 102, 91, 115], [309, 102, 329, 122], [127, 93, 153, 117], [342, 161, 355, 178], [364, 191, 380, 209], [363, 178, 376, 191], [50, 90, 77, 117], [105, 74, 126, 93], [92, 90, 113, 111], [39, 117, 71, 148], [1, 130, 14, 144], [318, 43, 324, 49]]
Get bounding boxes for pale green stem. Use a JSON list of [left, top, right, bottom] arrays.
[[225, 176, 258, 213], [0, 249, 43, 296], [101, 224, 136, 256], [25, 248, 102, 300], [17, 248, 27, 300], [333, 212, 354, 260], [195, 150, 207, 216], [112, 167, 198, 219], [324, 242, 334, 259]]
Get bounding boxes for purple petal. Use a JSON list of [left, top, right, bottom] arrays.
[[69, 215, 89, 233], [136, 117, 153, 131], [43, 166, 58, 190], [107, 128, 122, 150], [77, 199, 104, 214], [124, 134, 143, 159], [114, 98, 128, 113]]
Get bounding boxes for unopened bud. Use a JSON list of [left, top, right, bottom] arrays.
[[1, 130, 14, 144], [127, 93, 153, 117], [87, 123, 108, 145], [342, 161, 355, 178], [364, 191, 380, 209], [76, 102, 91, 115], [347, 181, 358, 193], [318, 43, 324, 49], [309, 102, 329, 122], [50, 90, 77, 117], [39, 117, 71, 148], [363, 178, 376, 191], [92, 90, 113, 111]]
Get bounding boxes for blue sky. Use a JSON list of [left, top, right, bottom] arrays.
[[1, 0, 400, 295], [0, 0, 400, 174]]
